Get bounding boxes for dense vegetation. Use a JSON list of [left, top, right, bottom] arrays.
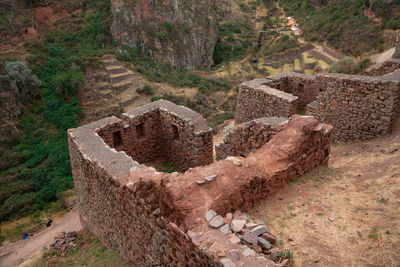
[[0, 0, 112, 223], [279, 0, 400, 55], [213, 20, 255, 64]]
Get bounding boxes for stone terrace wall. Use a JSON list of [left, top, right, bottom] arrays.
[[215, 117, 288, 160], [307, 74, 400, 142], [235, 79, 298, 124], [98, 100, 213, 171], [68, 114, 333, 266], [363, 59, 400, 76]]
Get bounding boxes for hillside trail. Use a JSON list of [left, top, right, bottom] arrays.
[[0, 209, 82, 267], [369, 47, 395, 65], [249, 117, 400, 266]]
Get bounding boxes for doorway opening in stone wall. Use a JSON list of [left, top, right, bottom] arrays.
[[112, 130, 123, 150], [136, 123, 145, 139], [172, 124, 179, 140]]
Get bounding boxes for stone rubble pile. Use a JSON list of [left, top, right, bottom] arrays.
[[206, 210, 290, 266], [49, 231, 78, 256]]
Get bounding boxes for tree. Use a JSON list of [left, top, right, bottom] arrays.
[[0, 61, 42, 101]]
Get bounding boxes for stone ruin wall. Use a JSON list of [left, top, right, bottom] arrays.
[[215, 117, 288, 160], [306, 73, 400, 142], [235, 79, 298, 124], [263, 73, 322, 109], [363, 59, 400, 76], [97, 100, 213, 171], [236, 71, 400, 142], [68, 117, 216, 266], [68, 98, 333, 266]]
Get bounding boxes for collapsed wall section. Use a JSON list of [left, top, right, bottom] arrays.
[[215, 117, 288, 160], [97, 100, 213, 171], [235, 79, 298, 124]]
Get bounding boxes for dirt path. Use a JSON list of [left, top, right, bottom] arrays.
[[249, 120, 400, 266], [370, 48, 395, 65], [0, 209, 82, 267]]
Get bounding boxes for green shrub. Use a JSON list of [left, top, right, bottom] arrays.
[[331, 57, 370, 74], [136, 85, 154, 95], [0, 61, 41, 101], [0, 0, 113, 222]]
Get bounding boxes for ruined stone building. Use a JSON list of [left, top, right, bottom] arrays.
[[236, 59, 400, 142], [69, 99, 332, 266], [68, 55, 399, 266]]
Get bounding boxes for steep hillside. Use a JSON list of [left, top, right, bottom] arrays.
[[110, 0, 218, 69], [279, 0, 400, 55]]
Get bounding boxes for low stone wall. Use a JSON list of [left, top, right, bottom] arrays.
[[321, 43, 344, 60], [68, 112, 333, 266], [308, 49, 335, 65], [215, 117, 288, 160], [235, 79, 298, 124], [364, 59, 400, 76], [263, 45, 313, 65], [97, 100, 213, 171]]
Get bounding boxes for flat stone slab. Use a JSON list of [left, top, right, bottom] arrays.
[[250, 225, 268, 236], [205, 210, 217, 222], [230, 220, 246, 233], [220, 224, 232, 234], [209, 215, 224, 228]]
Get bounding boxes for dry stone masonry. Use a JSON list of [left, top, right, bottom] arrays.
[[235, 79, 298, 124], [69, 98, 333, 266], [97, 100, 213, 171], [215, 117, 288, 160], [236, 68, 400, 142], [363, 59, 400, 76]]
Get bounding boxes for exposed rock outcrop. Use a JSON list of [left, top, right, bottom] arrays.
[[393, 42, 400, 59], [110, 0, 218, 69]]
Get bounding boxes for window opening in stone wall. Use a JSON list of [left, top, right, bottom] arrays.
[[298, 83, 304, 92], [113, 131, 123, 147], [136, 123, 145, 138], [172, 124, 179, 140]]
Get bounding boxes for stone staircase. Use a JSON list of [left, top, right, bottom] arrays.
[[101, 54, 144, 94], [80, 54, 149, 123]]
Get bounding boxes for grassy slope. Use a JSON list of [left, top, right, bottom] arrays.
[[35, 230, 133, 267], [0, 1, 112, 226]]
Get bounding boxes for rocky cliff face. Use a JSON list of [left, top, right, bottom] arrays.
[[110, 0, 218, 69]]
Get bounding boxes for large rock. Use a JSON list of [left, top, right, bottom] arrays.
[[110, 0, 218, 69]]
